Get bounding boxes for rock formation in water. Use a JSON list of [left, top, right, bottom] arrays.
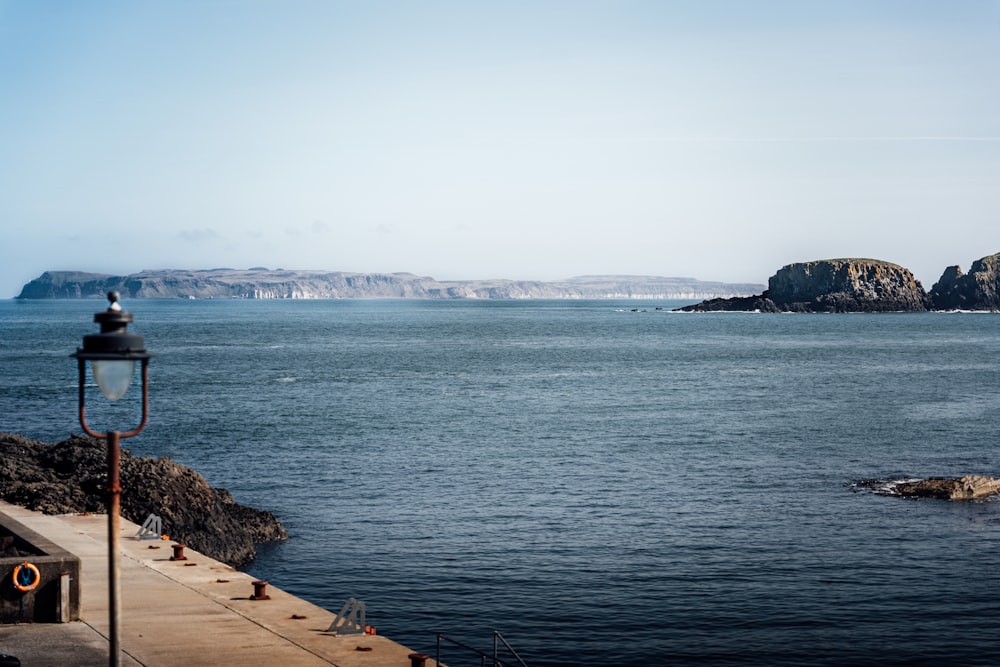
[[0, 433, 287, 567], [891, 476, 1000, 500], [928, 252, 1000, 311], [14, 269, 764, 300], [678, 259, 930, 313], [672, 294, 783, 313]]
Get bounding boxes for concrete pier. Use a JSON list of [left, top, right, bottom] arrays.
[[0, 501, 437, 666]]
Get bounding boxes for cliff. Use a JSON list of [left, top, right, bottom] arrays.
[[929, 252, 1000, 311], [0, 433, 287, 567], [679, 258, 930, 313], [14, 269, 764, 301], [767, 259, 929, 312]]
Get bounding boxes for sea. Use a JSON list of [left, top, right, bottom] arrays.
[[2, 298, 999, 666]]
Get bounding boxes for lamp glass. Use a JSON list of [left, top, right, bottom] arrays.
[[91, 360, 136, 401]]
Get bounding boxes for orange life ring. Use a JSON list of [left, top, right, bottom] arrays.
[[12, 562, 40, 592]]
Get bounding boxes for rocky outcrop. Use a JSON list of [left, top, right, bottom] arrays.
[[673, 294, 782, 313], [929, 253, 1000, 311], [768, 259, 930, 312], [679, 259, 930, 313], [14, 269, 764, 300], [891, 476, 1000, 500], [0, 433, 286, 567]]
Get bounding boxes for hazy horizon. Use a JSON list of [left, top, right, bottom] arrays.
[[2, 1, 998, 298]]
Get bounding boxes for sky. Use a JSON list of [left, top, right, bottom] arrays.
[[1, 1, 998, 297]]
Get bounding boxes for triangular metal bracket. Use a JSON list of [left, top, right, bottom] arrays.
[[326, 597, 366, 635], [136, 513, 162, 540]]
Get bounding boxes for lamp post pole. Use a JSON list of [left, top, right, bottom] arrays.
[[73, 292, 152, 667]]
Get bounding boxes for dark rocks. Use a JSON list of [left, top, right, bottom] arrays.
[[0, 433, 286, 567], [676, 294, 781, 313], [679, 258, 930, 313], [929, 265, 966, 310], [891, 476, 1000, 500], [768, 259, 930, 312], [929, 252, 1000, 311], [680, 253, 1000, 313]]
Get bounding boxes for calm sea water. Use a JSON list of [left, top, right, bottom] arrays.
[[2, 298, 1000, 666]]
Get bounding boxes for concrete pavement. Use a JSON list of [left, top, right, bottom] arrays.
[[0, 501, 437, 667]]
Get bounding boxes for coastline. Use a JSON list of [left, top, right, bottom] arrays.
[[0, 432, 286, 568]]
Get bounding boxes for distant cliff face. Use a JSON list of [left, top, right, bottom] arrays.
[[14, 271, 120, 299], [15, 269, 435, 300], [14, 269, 764, 300], [767, 259, 929, 312], [679, 258, 930, 313], [929, 253, 1000, 311]]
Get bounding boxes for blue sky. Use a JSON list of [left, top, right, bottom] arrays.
[[1, 0, 998, 297]]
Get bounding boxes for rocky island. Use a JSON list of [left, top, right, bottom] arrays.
[[15, 269, 764, 301], [679, 253, 1000, 312], [0, 432, 286, 567], [928, 253, 1000, 311]]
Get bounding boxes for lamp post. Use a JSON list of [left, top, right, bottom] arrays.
[[72, 291, 152, 667]]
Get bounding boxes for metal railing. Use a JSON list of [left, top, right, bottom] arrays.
[[434, 630, 529, 667]]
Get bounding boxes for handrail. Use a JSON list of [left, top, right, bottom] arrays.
[[494, 632, 528, 667], [435, 630, 528, 667]]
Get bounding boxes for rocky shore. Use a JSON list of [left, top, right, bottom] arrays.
[[891, 476, 1000, 501], [855, 475, 1000, 501], [0, 433, 287, 567], [679, 252, 1000, 313]]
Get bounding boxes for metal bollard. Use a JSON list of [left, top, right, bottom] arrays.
[[169, 544, 187, 561], [408, 653, 429, 667], [250, 580, 271, 600]]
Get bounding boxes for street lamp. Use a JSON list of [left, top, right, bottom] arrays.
[[72, 291, 153, 667]]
